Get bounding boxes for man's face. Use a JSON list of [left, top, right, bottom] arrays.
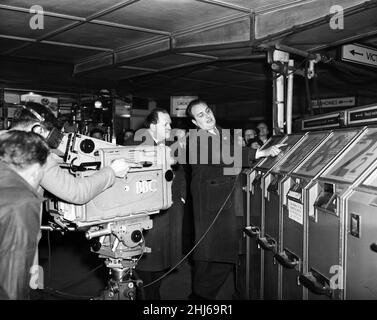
[[92, 132, 103, 140], [191, 103, 216, 131], [244, 129, 256, 143], [257, 123, 269, 137], [124, 131, 133, 140], [153, 112, 172, 141], [29, 122, 49, 139]]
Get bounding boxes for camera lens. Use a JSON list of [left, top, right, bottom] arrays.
[[80, 139, 95, 154], [165, 169, 174, 182], [131, 230, 142, 243], [90, 239, 101, 252]]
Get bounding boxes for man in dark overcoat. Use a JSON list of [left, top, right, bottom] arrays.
[[186, 99, 282, 299]]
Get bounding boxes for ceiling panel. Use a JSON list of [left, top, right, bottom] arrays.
[[0, 0, 125, 18], [126, 53, 212, 70], [49, 23, 157, 49], [0, 37, 26, 54], [0, 9, 74, 39], [99, 0, 245, 33], [255, 0, 369, 40], [199, 47, 255, 58], [86, 67, 149, 80], [361, 37, 377, 47], [156, 77, 223, 92], [186, 68, 256, 83], [12, 42, 104, 63], [124, 74, 172, 86], [225, 61, 270, 75], [282, 5, 377, 50], [234, 79, 269, 87], [221, 0, 305, 12]]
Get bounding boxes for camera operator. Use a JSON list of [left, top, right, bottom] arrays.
[[0, 102, 132, 292], [0, 131, 50, 299], [5, 102, 132, 204]]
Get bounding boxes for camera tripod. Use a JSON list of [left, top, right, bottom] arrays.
[[95, 258, 143, 300], [86, 217, 152, 300]]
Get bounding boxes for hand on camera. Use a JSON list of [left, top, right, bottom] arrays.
[[110, 159, 132, 178]]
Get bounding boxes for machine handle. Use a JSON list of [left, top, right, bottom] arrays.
[[274, 250, 300, 269], [370, 242, 377, 253], [298, 273, 332, 297], [243, 226, 260, 238], [256, 237, 276, 251]]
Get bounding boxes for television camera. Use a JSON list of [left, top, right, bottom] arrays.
[[46, 133, 174, 299]]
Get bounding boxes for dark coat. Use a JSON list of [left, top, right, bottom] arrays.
[[189, 127, 256, 263], [0, 163, 43, 299], [133, 132, 186, 271]]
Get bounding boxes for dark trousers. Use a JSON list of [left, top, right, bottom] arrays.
[[137, 270, 165, 300], [192, 261, 234, 300]]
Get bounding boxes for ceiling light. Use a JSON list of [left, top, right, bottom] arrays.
[[94, 100, 102, 109]]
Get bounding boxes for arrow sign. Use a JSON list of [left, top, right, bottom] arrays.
[[170, 96, 198, 117], [342, 44, 377, 68], [350, 49, 363, 57]]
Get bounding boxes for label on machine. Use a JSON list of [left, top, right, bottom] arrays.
[[294, 130, 360, 178], [322, 127, 377, 183], [287, 190, 301, 200], [288, 199, 304, 225], [273, 132, 329, 174]]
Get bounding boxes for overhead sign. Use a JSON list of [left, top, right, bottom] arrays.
[[4, 92, 21, 104], [348, 104, 377, 125], [302, 113, 342, 130], [170, 96, 197, 117], [342, 44, 377, 68], [312, 96, 355, 109]]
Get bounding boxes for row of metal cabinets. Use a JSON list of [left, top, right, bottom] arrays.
[[241, 125, 377, 300]]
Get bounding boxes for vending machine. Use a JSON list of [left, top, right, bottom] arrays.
[[262, 131, 330, 299], [300, 126, 377, 300], [243, 135, 286, 299], [279, 128, 362, 300], [248, 133, 305, 299], [344, 161, 377, 299]]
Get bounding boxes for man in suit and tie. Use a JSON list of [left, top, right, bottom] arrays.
[[135, 108, 186, 300], [186, 99, 283, 299]]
